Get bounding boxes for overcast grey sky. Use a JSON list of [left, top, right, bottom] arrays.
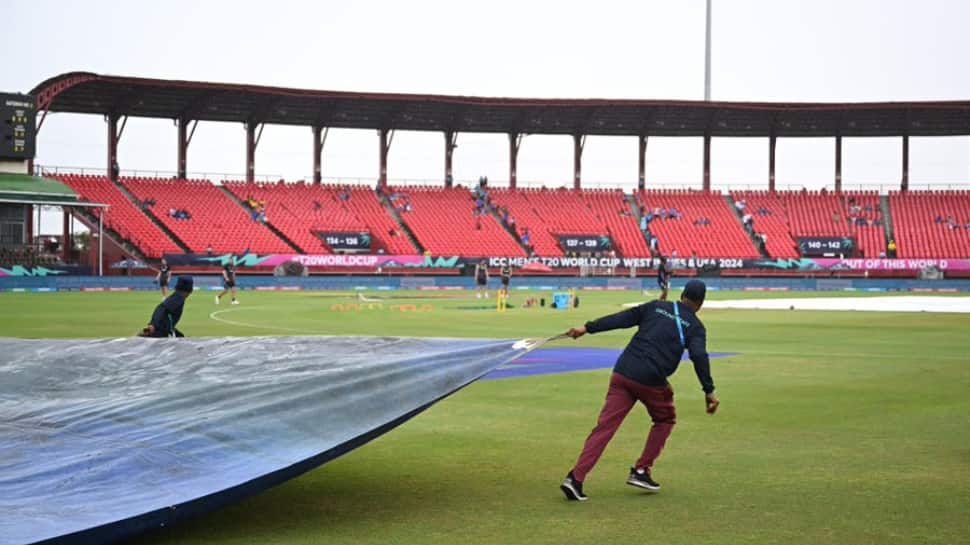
[[4, 0, 969, 190]]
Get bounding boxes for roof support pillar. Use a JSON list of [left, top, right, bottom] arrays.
[[25, 205, 32, 245], [107, 113, 120, 182], [835, 134, 843, 192], [703, 133, 711, 191], [444, 130, 457, 188], [768, 134, 777, 191], [312, 125, 327, 184], [573, 134, 585, 190], [509, 132, 521, 189], [901, 134, 910, 191], [378, 128, 391, 189], [177, 118, 190, 179], [245, 122, 259, 183], [98, 209, 103, 277], [62, 207, 71, 262], [638, 135, 648, 190]]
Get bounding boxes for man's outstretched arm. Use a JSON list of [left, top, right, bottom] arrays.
[[687, 327, 719, 414], [565, 302, 652, 338]]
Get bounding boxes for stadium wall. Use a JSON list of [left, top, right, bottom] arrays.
[[1, 275, 968, 292]]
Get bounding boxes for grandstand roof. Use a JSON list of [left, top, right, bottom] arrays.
[[31, 72, 970, 138], [0, 172, 105, 207]]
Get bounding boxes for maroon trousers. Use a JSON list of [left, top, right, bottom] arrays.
[[571, 372, 676, 482]]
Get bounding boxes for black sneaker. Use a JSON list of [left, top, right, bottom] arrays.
[[626, 467, 660, 492], [560, 471, 588, 501]]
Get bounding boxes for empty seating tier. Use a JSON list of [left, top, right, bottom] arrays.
[[487, 188, 649, 257], [223, 182, 416, 254], [728, 191, 799, 258], [387, 186, 524, 257], [732, 190, 887, 259], [637, 190, 760, 258], [55, 174, 181, 258], [121, 177, 291, 255], [889, 190, 970, 258]]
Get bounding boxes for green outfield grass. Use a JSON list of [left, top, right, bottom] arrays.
[[2, 289, 969, 545]]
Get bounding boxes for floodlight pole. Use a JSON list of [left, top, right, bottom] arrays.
[[704, 0, 712, 102]]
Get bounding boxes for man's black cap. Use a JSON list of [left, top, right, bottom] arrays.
[[682, 279, 706, 304], [175, 275, 194, 293]]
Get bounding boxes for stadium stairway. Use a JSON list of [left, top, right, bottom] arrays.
[[378, 192, 426, 254], [624, 193, 642, 219], [724, 194, 770, 258], [486, 201, 532, 255], [70, 206, 148, 262], [111, 178, 192, 254], [881, 194, 896, 244], [217, 185, 303, 253]]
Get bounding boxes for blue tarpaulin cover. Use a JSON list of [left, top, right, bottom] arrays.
[[0, 336, 540, 545]]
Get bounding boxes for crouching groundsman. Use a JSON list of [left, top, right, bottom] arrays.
[[139, 275, 193, 338], [560, 279, 719, 501]]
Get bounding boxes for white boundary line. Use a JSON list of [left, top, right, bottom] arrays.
[[208, 307, 322, 334]]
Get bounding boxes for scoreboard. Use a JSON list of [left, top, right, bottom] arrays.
[[0, 93, 35, 160], [797, 236, 856, 257]]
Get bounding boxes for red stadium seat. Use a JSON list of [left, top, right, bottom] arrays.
[[731, 190, 888, 259], [222, 181, 416, 254], [54, 174, 182, 258], [889, 191, 970, 258], [487, 188, 649, 257], [120, 177, 291, 255], [387, 186, 524, 257], [637, 190, 759, 258]]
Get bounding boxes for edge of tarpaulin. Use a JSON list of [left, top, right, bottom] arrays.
[[24, 335, 559, 545]]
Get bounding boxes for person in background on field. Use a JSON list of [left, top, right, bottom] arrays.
[[139, 276, 193, 338], [657, 256, 671, 301], [558, 280, 719, 502], [156, 258, 171, 299], [500, 263, 512, 298], [475, 259, 489, 299], [215, 258, 239, 305]]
